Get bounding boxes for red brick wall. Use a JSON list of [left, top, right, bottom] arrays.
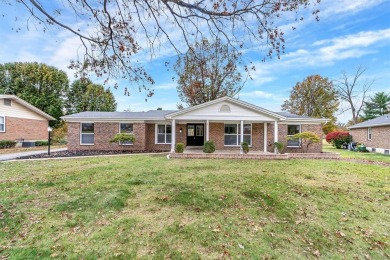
[[67, 122, 147, 151], [350, 126, 390, 149], [66, 121, 324, 153], [145, 123, 171, 151], [0, 116, 48, 141], [277, 124, 323, 153]]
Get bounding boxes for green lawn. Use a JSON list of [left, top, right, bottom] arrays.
[[323, 142, 390, 163], [0, 155, 389, 259]]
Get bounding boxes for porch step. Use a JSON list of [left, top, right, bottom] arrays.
[[185, 146, 203, 150]]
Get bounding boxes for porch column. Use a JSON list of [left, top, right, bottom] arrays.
[[206, 120, 209, 141], [274, 120, 278, 154], [171, 119, 176, 152], [240, 120, 244, 154], [263, 122, 267, 152]]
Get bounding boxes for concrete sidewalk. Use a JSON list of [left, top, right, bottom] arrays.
[[0, 148, 67, 162]]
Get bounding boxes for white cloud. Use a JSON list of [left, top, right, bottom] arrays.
[[240, 90, 273, 98]]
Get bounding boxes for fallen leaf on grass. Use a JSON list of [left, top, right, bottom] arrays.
[[238, 244, 244, 249], [335, 230, 345, 238]]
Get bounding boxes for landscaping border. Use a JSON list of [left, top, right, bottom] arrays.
[[169, 152, 340, 160]]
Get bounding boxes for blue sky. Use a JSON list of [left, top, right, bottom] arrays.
[[0, 0, 389, 123]]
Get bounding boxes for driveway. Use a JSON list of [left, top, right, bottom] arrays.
[[0, 148, 68, 162]]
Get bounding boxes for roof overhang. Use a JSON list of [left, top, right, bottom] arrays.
[[0, 94, 56, 120], [165, 96, 286, 121], [348, 123, 390, 129]]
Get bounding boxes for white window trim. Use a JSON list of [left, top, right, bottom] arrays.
[[155, 124, 172, 144], [224, 123, 252, 147], [367, 127, 372, 141], [0, 116, 5, 132], [119, 123, 134, 146], [287, 124, 301, 148], [80, 122, 94, 146]]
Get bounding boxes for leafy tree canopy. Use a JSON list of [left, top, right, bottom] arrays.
[[66, 79, 117, 113], [1, 1, 320, 99], [174, 38, 243, 106], [0, 62, 69, 127], [362, 91, 390, 120], [282, 75, 339, 122]]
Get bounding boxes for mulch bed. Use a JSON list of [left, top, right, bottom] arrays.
[[16, 150, 168, 160]]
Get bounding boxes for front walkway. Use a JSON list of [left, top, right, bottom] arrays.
[[0, 148, 68, 162]]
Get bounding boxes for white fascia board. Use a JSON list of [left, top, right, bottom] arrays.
[[165, 96, 285, 120], [169, 115, 278, 121], [279, 118, 328, 124], [348, 123, 390, 129]]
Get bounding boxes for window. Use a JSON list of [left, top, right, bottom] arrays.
[[224, 123, 251, 146], [3, 99, 11, 106], [156, 124, 171, 144], [367, 127, 372, 140], [287, 125, 301, 147], [220, 104, 231, 112], [0, 116, 5, 132], [119, 123, 134, 145], [80, 123, 94, 145]]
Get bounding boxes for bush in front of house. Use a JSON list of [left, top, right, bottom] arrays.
[[109, 133, 135, 145], [35, 141, 50, 146], [175, 143, 185, 153], [203, 140, 216, 153], [289, 131, 320, 153], [273, 142, 284, 154], [0, 140, 17, 149], [326, 131, 352, 149], [241, 142, 249, 154]]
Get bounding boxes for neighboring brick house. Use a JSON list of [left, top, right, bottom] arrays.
[[348, 114, 390, 155], [0, 95, 55, 142], [61, 96, 326, 153]]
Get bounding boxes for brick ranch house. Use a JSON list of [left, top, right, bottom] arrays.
[[348, 113, 390, 155], [61, 97, 327, 153], [0, 95, 55, 142]]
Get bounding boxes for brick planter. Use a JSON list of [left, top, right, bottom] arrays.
[[169, 152, 340, 160]]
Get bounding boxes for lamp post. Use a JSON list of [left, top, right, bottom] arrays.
[[48, 127, 52, 155]]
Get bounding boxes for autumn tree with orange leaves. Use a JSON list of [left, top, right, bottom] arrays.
[[174, 38, 243, 106]]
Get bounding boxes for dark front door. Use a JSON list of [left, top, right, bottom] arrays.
[[187, 124, 204, 146]]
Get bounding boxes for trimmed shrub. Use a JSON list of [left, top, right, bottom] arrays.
[[326, 131, 352, 149], [289, 131, 320, 153], [35, 141, 49, 146], [241, 142, 249, 154], [0, 140, 17, 149], [273, 142, 284, 154], [109, 133, 135, 145], [175, 143, 185, 153], [203, 140, 216, 153]]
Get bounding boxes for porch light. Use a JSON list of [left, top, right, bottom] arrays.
[[48, 127, 53, 155], [179, 128, 183, 134]]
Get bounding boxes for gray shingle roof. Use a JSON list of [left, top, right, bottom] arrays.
[[348, 113, 390, 129], [274, 112, 311, 119], [62, 110, 177, 120]]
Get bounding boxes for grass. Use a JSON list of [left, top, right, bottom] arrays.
[[323, 141, 390, 163], [0, 145, 66, 155], [0, 155, 389, 259]]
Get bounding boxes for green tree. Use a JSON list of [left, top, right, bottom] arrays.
[[83, 84, 117, 112], [362, 92, 390, 120], [289, 131, 320, 153], [66, 79, 117, 113], [175, 38, 243, 106], [282, 75, 339, 123], [0, 62, 69, 127]]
